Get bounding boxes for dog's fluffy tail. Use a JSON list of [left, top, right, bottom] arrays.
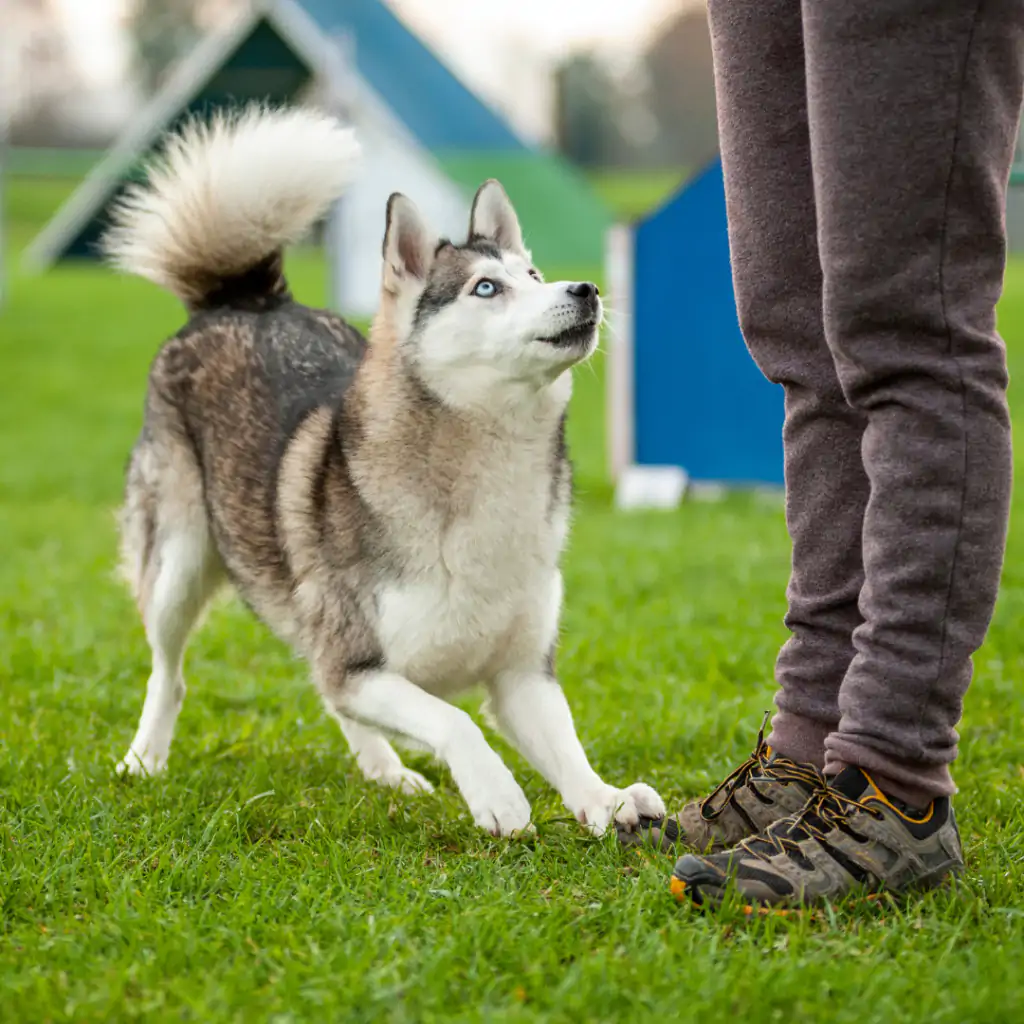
[[100, 106, 360, 310]]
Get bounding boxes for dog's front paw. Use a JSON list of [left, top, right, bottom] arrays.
[[371, 766, 435, 796], [465, 776, 532, 837], [574, 782, 666, 837], [456, 762, 532, 836], [116, 747, 168, 778], [446, 728, 532, 836]]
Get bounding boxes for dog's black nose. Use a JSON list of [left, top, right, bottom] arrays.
[[567, 281, 600, 300]]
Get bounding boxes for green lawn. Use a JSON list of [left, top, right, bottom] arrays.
[[2, 176, 1024, 1023]]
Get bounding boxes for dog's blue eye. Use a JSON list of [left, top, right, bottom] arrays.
[[473, 279, 498, 298]]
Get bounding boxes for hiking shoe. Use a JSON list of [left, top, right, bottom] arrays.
[[618, 715, 825, 853], [670, 765, 964, 909]]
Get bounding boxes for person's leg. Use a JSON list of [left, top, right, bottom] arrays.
[[671, 0, 1023, 907], [708, 0, 872, 767], [621, 0, 869, 852], [803, 0, 1023, 807]]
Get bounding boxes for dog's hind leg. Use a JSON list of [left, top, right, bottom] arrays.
[[335, 715, 434, 795], [117, 434, 224, 776]]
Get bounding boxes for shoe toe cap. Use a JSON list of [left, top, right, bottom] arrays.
[[673, 852, 725, 885], [616, 815, 681, 851]]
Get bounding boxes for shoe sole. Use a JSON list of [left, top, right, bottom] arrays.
[[669, 860, 963, 917]]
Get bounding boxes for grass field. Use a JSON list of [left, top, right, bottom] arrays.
[[2, 175, 1024, 1023]]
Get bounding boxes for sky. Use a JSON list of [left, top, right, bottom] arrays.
[[391, 0, 687, 139], [50, 0, 692, 140], [392, 0, 685, 57]]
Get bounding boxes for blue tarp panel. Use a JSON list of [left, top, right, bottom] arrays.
[[300, 0, 526, 152], [632, 158, 784, 486]]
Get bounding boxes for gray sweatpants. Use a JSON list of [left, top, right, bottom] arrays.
[[706, 0, 1024, 805]]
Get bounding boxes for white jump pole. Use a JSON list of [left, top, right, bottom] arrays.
[[324, 30, 357, 314], [604, 222, 635, 482], [605, 221, 688, 510]]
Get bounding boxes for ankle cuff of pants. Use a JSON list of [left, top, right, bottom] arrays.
[[768, 711, 833, 770], [823, 734, 956, 808]]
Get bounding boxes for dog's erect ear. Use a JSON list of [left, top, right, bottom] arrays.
[[382, 193, 438, 292], [469, 179, 528, 258]]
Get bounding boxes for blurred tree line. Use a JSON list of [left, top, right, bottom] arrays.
[[129, 0, 246, 94], [555, 5, 718, 170], [6, 0, 243, 145], [8, 0, 714, 172], [6, 0, 78, 144]]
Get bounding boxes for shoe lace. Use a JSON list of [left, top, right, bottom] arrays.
[[738, 783, 884, 862], [699, 712, 823, 821]]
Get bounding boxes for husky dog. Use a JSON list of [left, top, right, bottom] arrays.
[[104, 106, 664, 837]]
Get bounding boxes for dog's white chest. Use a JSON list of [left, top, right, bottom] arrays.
[[376, 484, 564, 692]]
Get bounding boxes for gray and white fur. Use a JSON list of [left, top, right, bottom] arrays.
[[104, 105, 664, 836]]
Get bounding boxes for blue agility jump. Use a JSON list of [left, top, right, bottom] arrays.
[[607, 158, 784, 501]]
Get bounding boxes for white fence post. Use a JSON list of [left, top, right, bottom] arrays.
[[605, 222, 635, 482]]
